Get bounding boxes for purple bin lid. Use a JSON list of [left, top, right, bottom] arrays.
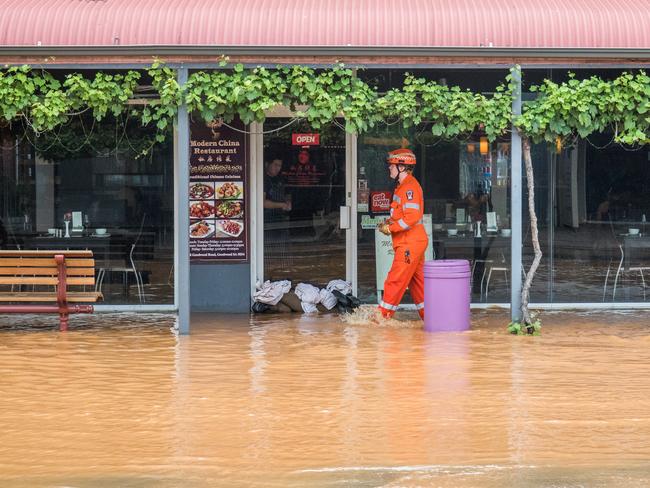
[[424, 259, 470, 269], [423, 259, 471, 278]]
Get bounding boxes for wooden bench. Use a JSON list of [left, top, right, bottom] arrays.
[[0, 250, 103, 331]]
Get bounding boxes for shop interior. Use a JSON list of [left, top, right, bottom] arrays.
[[0, 116, 175, 304]]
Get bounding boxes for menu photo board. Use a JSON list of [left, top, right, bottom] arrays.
[[189, 117, 248, 262]]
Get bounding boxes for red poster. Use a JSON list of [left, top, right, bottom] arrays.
[[283, 149, 325, 187], [370, 191, 392, 213], [291, 133, 320, 146]]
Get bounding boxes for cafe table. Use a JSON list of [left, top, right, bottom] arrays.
[[605, 234, 650, 301], [434, 232, 511, 293], [24, 234, 114, 259], [622, 235, 650, 274]]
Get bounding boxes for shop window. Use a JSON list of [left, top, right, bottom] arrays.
[[0, 115, 174, 305], [357, 124, 512, 304]]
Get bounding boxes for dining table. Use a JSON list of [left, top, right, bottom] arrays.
[[432, 232, 512, 293], [21, 230, 155, 266], [622, 234, 650, 271], [23, 234, 114, 260]]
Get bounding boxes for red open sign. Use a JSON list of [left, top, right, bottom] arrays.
[[292, 133, 320, 146]]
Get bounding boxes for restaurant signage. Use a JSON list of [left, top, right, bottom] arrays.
[[291, 133, 320, 146], [370, 191, 392, 213], [284, 149, 325, 187], [189, 118, 248, 262]]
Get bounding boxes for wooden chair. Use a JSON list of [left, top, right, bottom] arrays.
[[97, 214, 148, 302]]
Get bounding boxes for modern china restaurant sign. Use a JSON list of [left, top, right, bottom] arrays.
[[189, 118, 248, 262]]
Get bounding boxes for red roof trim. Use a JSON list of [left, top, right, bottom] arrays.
[[1, 0, 650, 49]]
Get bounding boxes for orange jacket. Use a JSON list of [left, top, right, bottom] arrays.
[[388, 174, 428, 248]]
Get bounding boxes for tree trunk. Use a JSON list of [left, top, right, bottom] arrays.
[[521, 136, 543, 325]]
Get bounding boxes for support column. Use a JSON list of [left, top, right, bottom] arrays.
[[510, 68, 523, 322], [250, 121, 264, 297], [346, 131, 358, 295], [175, 67, 191, 334]]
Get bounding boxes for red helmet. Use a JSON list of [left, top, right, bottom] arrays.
[[387, 148, 416, 165]]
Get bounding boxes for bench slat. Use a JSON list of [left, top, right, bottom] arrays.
[[0, 292, 103, 302], [0, 277, 96, 285], [0, 250, 93, 257], [0, 258, 95, 268], [0, 267, 95, 276]]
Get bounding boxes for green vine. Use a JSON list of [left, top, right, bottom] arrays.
[[141, 61, 182, 140], [1, 63, 648, 147], [374, 72, 514, 142], [516, 70, 650, 145], [0, 66, 144, 133], [0, 61, 518, 146], [184, 62, 381, 133]]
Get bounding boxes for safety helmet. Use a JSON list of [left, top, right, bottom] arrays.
[[387, 148, 416, 165]]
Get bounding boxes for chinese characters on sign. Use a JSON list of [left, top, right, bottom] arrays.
[[283, 148, 325, 187], [189, 118, 248, 262]]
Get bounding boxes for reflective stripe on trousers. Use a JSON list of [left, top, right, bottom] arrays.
[[380, 300, 399, 311]]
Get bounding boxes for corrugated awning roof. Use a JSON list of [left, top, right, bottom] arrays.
[[1, 0, 649, 50]]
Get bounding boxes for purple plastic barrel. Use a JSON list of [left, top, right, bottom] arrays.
[[423, 259, 471, 332]]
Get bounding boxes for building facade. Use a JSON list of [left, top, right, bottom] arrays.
[[1, 0, 650, 332]]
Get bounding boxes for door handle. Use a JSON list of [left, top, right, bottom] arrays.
[[339, 206, 351, 230]]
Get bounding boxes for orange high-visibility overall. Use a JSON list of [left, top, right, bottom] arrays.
[[379, 173, 428, 319]]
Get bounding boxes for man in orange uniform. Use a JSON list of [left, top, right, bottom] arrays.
[[377, 149, 428, 320]]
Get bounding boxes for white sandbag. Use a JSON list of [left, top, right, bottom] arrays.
[[326, 279, 352, 296], [319, 288, 338, 310], [253, 280, 291, 305], [295, 283, 321, 313]]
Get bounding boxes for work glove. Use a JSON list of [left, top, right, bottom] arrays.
[[378, 221, 391, 236]]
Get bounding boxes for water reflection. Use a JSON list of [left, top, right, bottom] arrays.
[[1, 310, 650, 486]]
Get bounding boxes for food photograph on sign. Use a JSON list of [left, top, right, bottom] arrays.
[[215, 181, 243, 199], [189, 219, 216, 239], [215, 219, 244, 238], [190, 200, 216, 219], [215, 200, 244, 219], [189, 181, 215, 199]]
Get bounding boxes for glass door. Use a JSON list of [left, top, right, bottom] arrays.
[[260, 118, 348, 286]]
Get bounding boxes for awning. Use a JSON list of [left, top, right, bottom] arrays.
[[1, 0, 649, 50]]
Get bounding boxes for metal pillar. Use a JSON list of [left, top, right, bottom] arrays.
[[346, 131, 358, 295], [175, 67, 191, 334], [249, 121, 264, 296], [510, 68, 523, 322]]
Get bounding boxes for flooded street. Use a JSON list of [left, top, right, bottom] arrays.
[[1, 309, 650, 487]]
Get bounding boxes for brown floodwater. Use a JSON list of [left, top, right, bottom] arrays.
[[1, 309, 650, 487]]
